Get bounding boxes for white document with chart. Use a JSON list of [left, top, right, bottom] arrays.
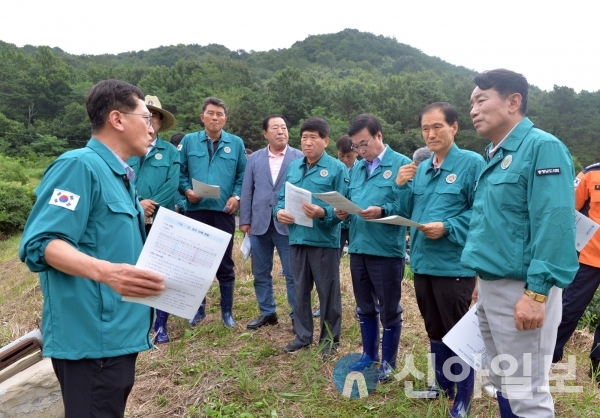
[[123, 207, 231, 319]]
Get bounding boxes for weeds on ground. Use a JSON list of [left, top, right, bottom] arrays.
[[1, 235, 599, 417]]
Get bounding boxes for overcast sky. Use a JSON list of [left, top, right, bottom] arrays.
[[2, 0, 597, 92]]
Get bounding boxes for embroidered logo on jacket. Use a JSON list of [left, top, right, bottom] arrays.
[[536, 168, 561, 176]]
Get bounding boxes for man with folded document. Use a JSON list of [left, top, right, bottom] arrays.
[[396, 102, 484, 418], [275, 117, 348, 360], [553, 161, 600, 384], [334, 114, 412, 381], [179, 97, 246, 327]]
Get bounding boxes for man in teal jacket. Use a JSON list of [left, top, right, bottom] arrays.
[[461, 69, 578, 417], [19, 80, 165, 417], [179, 97, 246, 327], [275, 117, 348, 360], [126, 95, 179, 344], [335, 114, 412, 381], [397, 103, 484, 417]]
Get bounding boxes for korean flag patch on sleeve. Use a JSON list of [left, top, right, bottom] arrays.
[[49, 189, 80, 211]]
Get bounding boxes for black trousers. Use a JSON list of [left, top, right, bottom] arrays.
[[338, 227, 350, 259], [413, 273, 475, 340], [553, 263, 600, 362], [52, 353, 138, 418], [291, 245, 342, 345], [350, 253, 404, 328], [185, 210, 236, 283]]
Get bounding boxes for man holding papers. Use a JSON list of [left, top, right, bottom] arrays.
[[19, 80, 165, 417], [461, 69, 578, 417], [553, 161, 600, 384], [275, 117, 348, 360], [335, 114, 412, 381], [396, 103, 484, 417], [179, 97, 246, 327]]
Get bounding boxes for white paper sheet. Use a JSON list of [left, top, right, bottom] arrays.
[[123, 207, 231, 319], [366, 215, 423, 227], [575, 211, 599, 251], [192, 179, 220, 198], [240, 233, 251, 261], [285, 182, 313, 227], [313, 191, 364, 214], [442, 305, 488, 371]]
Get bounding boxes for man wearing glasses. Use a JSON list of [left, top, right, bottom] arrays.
[[180, 97, 246, 327], [19, 80, 165, 417], [334, 114, 412, 380], [126, 95, 179, 344]]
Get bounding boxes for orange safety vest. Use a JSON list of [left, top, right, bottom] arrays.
[[576, 162, 600, 268]]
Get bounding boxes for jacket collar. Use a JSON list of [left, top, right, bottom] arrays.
[[485, 117, 533, 156], [427, 143, 459, 173], [87, 138, 127, 176]]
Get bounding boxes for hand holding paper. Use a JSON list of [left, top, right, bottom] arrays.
[[123, 207, 231, 319], [192, 179, 220, 198], [285, 182, 313, 227]]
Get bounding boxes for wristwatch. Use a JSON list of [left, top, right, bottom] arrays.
[[524, 289, 548, 303], [233, 195, 240, 201]]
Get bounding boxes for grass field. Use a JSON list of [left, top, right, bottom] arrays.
[[1, 233, 599, 417]]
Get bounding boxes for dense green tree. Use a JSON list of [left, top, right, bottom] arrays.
[[267, 67, 323, 126], [1, 30, 599, 168]]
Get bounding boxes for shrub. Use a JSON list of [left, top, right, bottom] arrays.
[[580, 289, 600, 332], [0, 155, 28, 185], [0, 182, 35, 238]]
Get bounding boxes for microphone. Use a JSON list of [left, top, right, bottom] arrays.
[[412, 147, 433, 166]]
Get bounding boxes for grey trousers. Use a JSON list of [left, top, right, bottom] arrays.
[[290, 245, 342, 346], [478, 279, 562, 418]]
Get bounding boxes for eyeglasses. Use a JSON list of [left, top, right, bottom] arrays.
[[351, 136, 374, 151], [121, 112, 153, 127]]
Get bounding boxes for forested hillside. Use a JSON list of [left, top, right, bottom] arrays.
[[1, 28, 599, 170]]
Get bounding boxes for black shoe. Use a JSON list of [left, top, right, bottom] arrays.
[[320, 343, 338, 362], [284, 339, 311, 353], [247, 313, 278, 330]]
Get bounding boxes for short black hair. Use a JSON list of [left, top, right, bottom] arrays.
[[169, 132, 185, 147], [418, 102, 459, 127], [473, 69, 529, 114], [86, 80, 144, 133], [262, 114, 289, 131], [336, 135, 353, 153], [300, 117, 330, 139], [201, 97, 228, 116], [347, 114, 382, 137]]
